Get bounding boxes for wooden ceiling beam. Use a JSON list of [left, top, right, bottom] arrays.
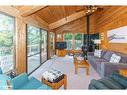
[[20, 6, 47, 17], [49, 10, 86, 30]]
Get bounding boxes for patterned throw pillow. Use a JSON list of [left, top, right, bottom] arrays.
[[109, 54, 121, 63], [94, 49, 102, 58]]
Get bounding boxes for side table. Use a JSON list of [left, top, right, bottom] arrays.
[[42, 74, 67, 90]]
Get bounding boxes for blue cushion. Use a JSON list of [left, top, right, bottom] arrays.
[[11, 73, 29, 89], [19, 77, 51, 89]]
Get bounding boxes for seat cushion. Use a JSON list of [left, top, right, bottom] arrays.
[[103, 51, 114, 61], [19, 77, 44, 89], [94, 58, 107, 64]]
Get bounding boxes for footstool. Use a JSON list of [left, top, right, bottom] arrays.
[[41, 68, 67, 90]]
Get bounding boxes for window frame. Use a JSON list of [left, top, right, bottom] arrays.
[[26, 24, 48, 74]]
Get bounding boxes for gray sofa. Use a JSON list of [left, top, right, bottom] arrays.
[[87, 49, 127, 77]]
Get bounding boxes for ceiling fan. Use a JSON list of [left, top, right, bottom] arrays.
[[76, 5, 104, 15]]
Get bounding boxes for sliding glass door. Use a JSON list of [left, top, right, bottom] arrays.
[[27, 25, 41, 74], [0, 13, 15, 73], [41, 30, 47, 63], [27, 25, 48, 74]]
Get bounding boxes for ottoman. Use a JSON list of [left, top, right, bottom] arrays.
[[41, 68, 67, 89]]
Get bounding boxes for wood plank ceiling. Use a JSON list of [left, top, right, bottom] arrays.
[[35, 6, 85, 24], [14, 6, 108, 31]]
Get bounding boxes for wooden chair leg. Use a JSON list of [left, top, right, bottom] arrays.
[[64, 75, 67, 89], [75, 65, 78, 74], [86, 68, 89, 75]]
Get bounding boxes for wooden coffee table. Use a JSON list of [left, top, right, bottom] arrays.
[[74, 56, 90, 75], [42, 74, 67, 90]]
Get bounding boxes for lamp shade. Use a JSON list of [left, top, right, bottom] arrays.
[[94, 39, 101, 44]]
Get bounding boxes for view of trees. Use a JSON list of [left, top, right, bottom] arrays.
[[0, 13, 14, 73], [0, 13, 14, 56], [64, 33, 72, 50], [74, 33, 83, 50], [27, 25, 40, 56], [64, 33, 83, 50]]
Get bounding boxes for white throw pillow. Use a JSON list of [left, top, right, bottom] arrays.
[[94, 49, 102, 58], [109, 54, 121, 63]]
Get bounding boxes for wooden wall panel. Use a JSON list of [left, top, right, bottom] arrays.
[[94, 6, 127, 54]]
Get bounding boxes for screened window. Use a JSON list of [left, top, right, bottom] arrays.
[[64, 33, 72, 50], [74, 33, 84, 50], [0, 13, 15, 73]]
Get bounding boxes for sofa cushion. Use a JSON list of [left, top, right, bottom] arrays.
[[94, 58, 107, 64], [19, 77, 43, 89], [11, 73, 29, 89], [103, 51, 114, 61], [101, 49, 107, 57]]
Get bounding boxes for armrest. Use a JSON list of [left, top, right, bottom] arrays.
[[11, 73, 29, 89], [101, 62, 127, 77], [87, 52, 94, 56], [110, 72, 127, 88]]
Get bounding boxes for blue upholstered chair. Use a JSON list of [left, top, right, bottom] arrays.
[[11, 73, 51, 90], [0, 68, 51, 90]]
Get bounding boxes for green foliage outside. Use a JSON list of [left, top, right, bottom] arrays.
[[27, 25, 40, 46], [64, 33, 72, 40], [74, 33, 82, 40], [0, 14, 14, 56]]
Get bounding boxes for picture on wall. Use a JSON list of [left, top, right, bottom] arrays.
[[108, 26, 127, 43]]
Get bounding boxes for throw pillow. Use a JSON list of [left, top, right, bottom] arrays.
[[109, 54, 121, 63], [94, 49, 102, 58]]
